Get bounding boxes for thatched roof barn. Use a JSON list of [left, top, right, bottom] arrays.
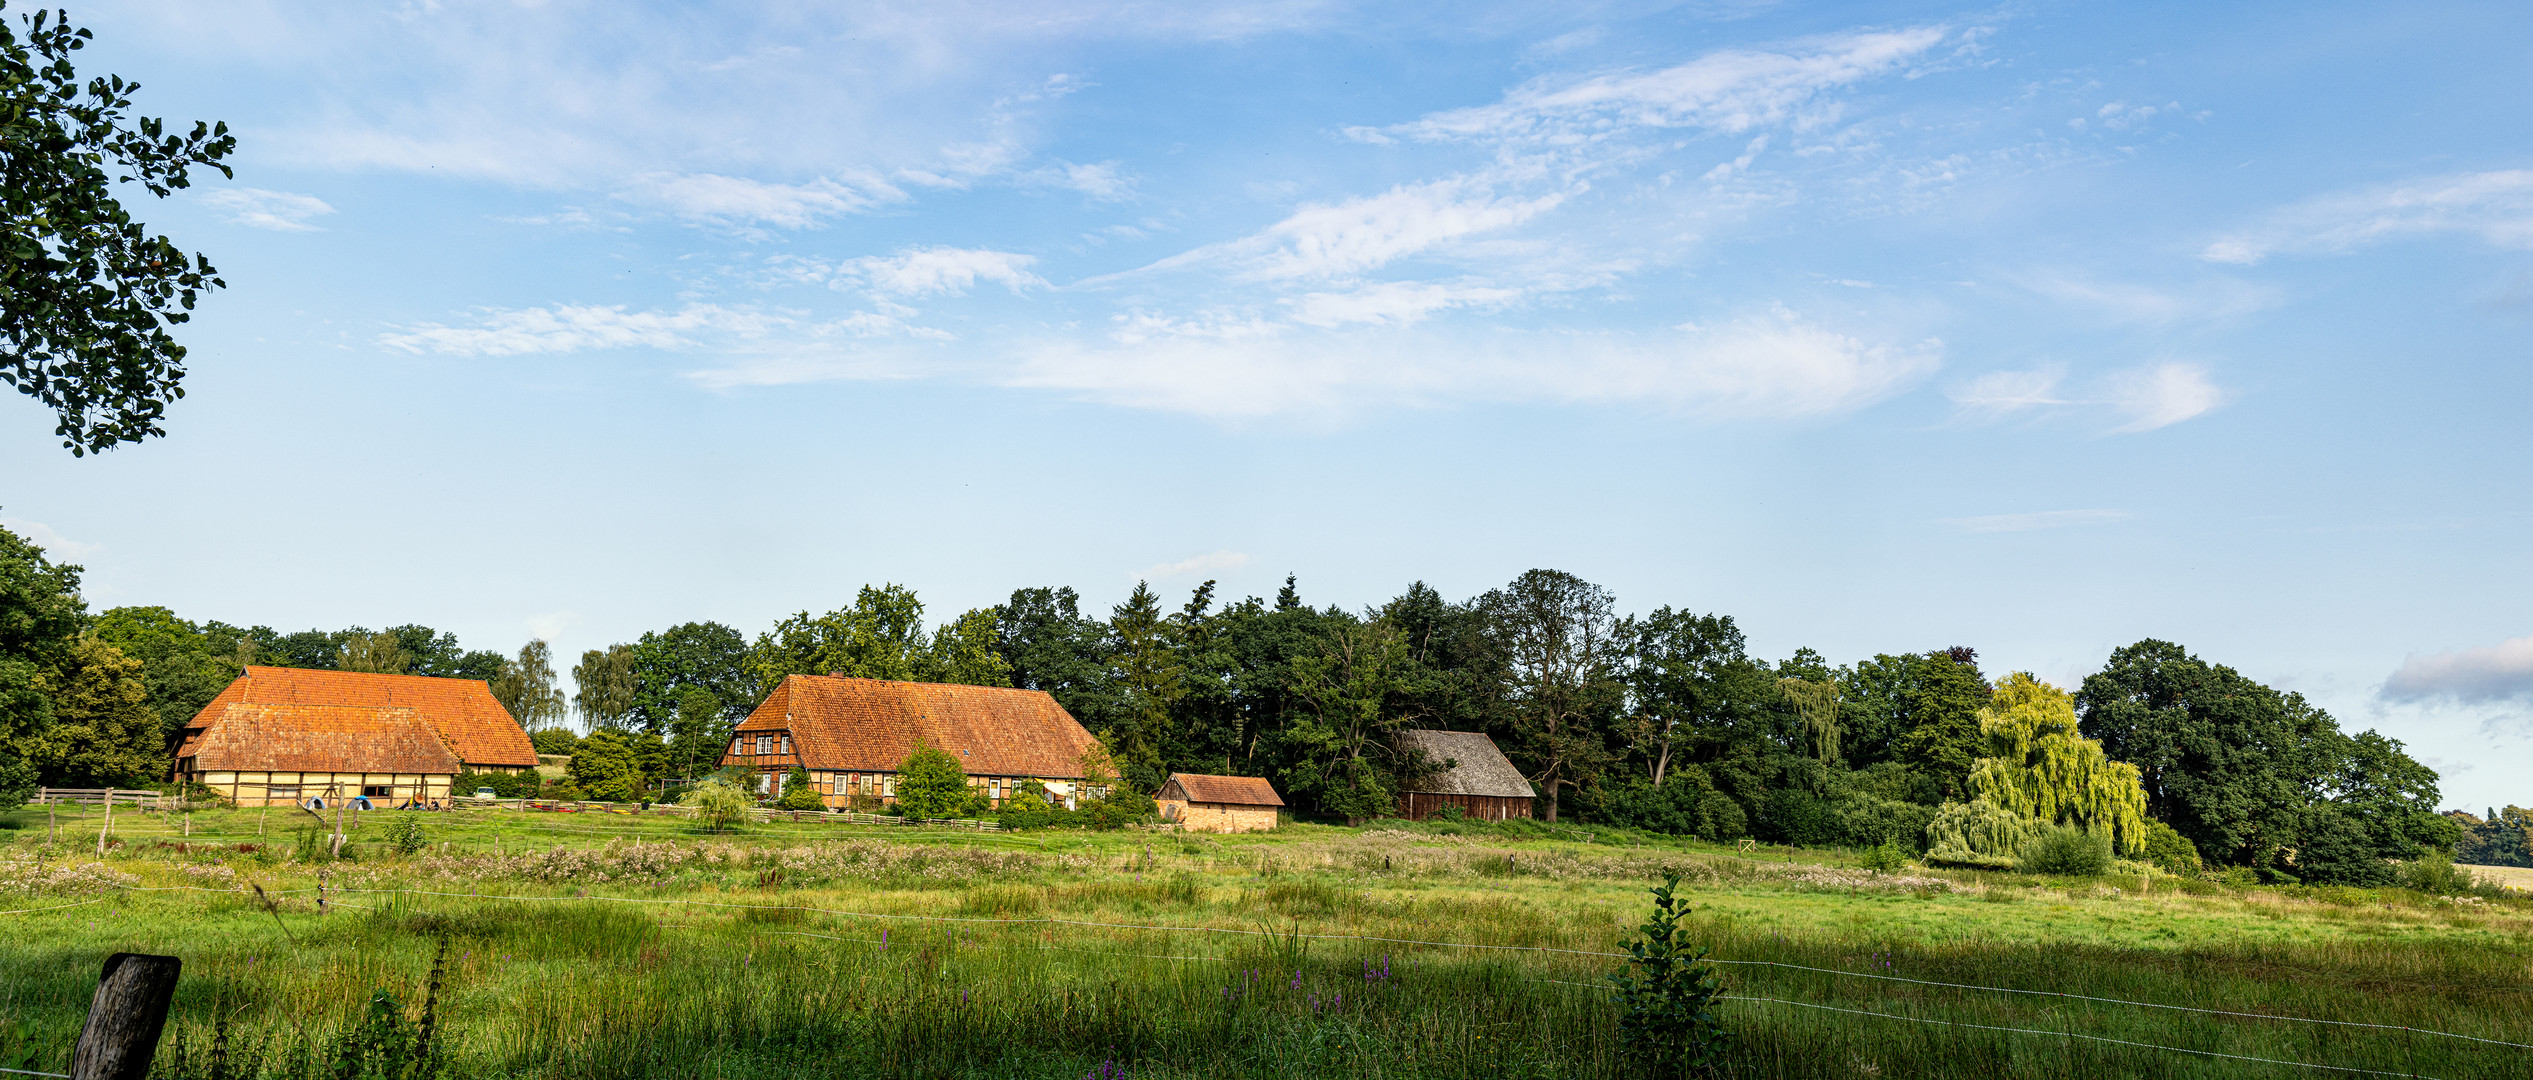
[[172, 666, 537, 806], [723, 674, 1104, 809], [1392, 729, 1536, 821]]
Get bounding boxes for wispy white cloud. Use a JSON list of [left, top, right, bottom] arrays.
[[2013, 270, 2279, 325], [837, 247, 1046, 297], [199, 187, 337, 231], [1947, 366, 2065, 418], [1948, 362, 2221, 433], [1283, 280, 1522, 328], [1003, 309, 1938, 419], [620, 172, 905, 230], [523, 611, 580, 642], [2103, 362, 2223, 432], [2202, 170, 2533, 265], [1940, 509, 2129, 534], [1139, 550, 1249, 580], [1151, 177, 1566, 282], [2384, 634, 2533, 702], [0, 517, 102, 561], [1377, 26, 1948, 146], [378, 303, 783, 356]]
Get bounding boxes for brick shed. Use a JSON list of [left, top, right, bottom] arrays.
[[1155, 773, 1283, 832], [722, 675, 1106, 810], [171, 667, 536, 807], [1392, 729, 1536, 821]]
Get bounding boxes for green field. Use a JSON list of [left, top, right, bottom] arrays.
[[5, 805, 2530, 1079]]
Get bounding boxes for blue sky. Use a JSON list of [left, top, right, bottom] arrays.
[[6, 1, 2530, 811]]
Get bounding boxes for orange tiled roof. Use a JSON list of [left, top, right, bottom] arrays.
[[183, 667, 536, 768], [177, 703, 463, 774], [730, 675, 1100, 778], [1160, 773, 1284, 807]]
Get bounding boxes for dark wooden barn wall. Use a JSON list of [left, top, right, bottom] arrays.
[[1394, 791, 1533, 822]]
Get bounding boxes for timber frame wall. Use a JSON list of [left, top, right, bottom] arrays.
[[178, 769, 455, 807]]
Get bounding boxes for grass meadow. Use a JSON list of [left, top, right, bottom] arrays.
[[3, 804, 2530, 1079]]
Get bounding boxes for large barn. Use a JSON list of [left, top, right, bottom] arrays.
[[172, 666, 539, 807], [1392, 729, 1537, 821], [721, 674, 1104, 810]]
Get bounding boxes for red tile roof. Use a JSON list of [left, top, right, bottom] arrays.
[[1159, 773, 1284, 807], [177, 703, 463, 775], [182, 667, 536, 769], [729, 675, 1100, 778]]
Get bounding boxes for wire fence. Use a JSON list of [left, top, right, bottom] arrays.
[[13, 821, 2527, 1078]]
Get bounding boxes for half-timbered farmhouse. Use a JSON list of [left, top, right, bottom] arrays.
[[1154, 773, 1282, 832], [171, 666, 539, 806], [721, 674, 1103, 810], [1392, 729, 1536, 821]]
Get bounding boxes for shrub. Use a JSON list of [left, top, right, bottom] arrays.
[[1429, 803, 1467, 823], [996, 780, 1059, 831], [1924, 799, 2035, 868], [896, 744, 986, 820], [383, 814, 430, 856], [2399, 850, 2480, 895], [528, 728, 581, 755], [1859, 838, 1909, 874], [679, 777, 753, 832], [2016, 825, 2113, 877], [775, 767, 825, 811], [2141, 819, 2201, 876], [1606, 873, 1729, 1078]]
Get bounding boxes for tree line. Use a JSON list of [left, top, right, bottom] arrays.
[[0, 524, 2461, 884]]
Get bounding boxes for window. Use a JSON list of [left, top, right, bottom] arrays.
[[730, 738, 743, 756], [780, 734, 791, 755], [266, 785, 299, 802], [363, 785, 391, 798], [755, 734, 774, 755]]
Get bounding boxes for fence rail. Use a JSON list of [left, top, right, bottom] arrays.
[[31, 788, 163, 811], [441, 797, 1002, 830]]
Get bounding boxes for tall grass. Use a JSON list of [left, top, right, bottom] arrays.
[[3, 807, 2530, 1078]]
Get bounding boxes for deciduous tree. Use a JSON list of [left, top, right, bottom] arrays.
[[1, 5, 236, 455], [1964, 672, 2148, 855], [1475, 569, 1624, 822], [0, 521, 83, 806], [23, 635, 159, 788]]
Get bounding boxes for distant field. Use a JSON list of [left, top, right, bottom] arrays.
[[5, 804, 2531, 1079], [2462, 862, 2533, 889]]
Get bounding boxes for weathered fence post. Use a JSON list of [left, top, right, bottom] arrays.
[[97, 791, 114, 856], [69, 953, 181, 1080]]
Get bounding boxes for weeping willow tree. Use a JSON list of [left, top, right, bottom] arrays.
[[1965, 672, 2148, 856], [1778, 677, 1841, 765]]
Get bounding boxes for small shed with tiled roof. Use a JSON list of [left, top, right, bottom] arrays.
[[1392, 729, 1536, 822], [171, 667, 538, 806], [1154, 773, 1283, 833], [722, 674, 1106, 810]]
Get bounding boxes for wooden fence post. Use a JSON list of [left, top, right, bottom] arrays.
[[68, 953, 181, 1080], [97, 792, 114, 856]]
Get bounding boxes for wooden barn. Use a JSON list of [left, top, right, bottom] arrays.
[[1392, 729, 1536, 821], [722, 674, 1104, 810], [1154, 773, 1283, 832], [171, 667, 539, 806]]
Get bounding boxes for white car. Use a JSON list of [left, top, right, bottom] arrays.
[[474, 788, 497, 799]]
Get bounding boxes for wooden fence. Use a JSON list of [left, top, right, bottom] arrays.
[[442, 797, 1002, 830], [31, 787, 165, 811]]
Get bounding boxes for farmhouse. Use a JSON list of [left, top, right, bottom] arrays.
[[722, 674, 1103, 810], [171, 666, 539, 806], [1154, 773, 1283, 832], [1392, 729, 1536, 821]]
